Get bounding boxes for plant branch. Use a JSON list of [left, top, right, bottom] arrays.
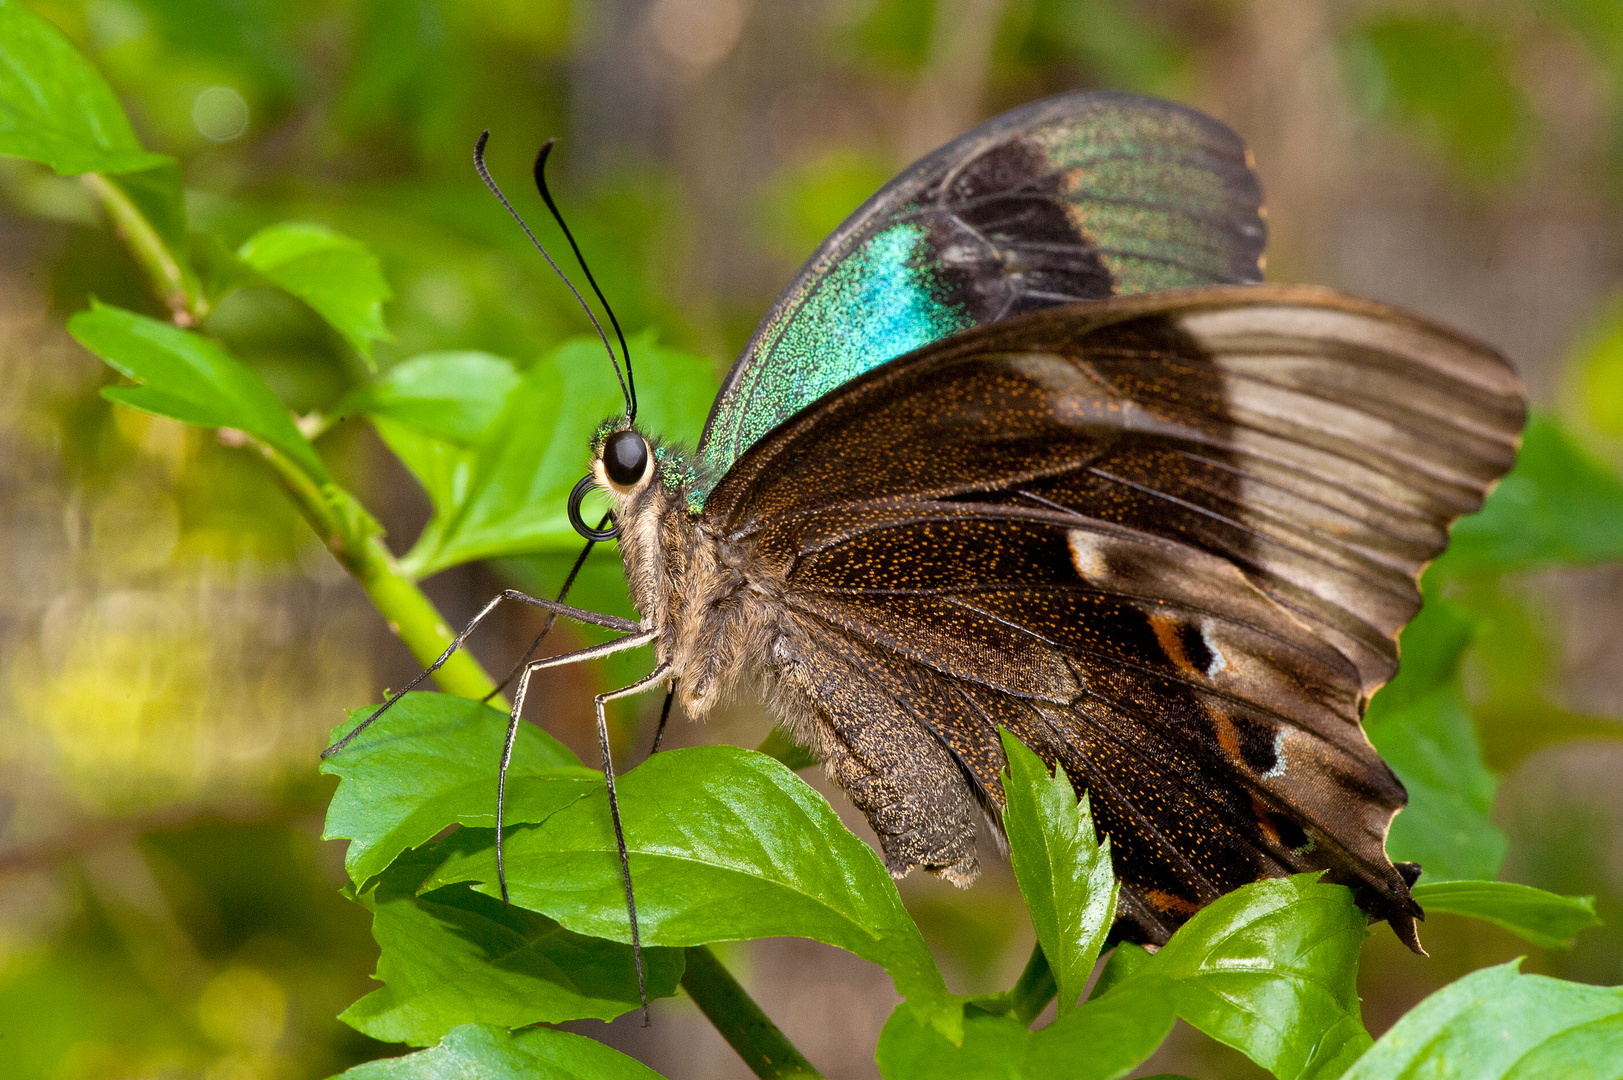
[[1009, 943, 1057, 1025], [680, 946, 823, 1079], [969, 942, 1057, 1025], [251, 436, 502, 704], [86, 171, 501, 703], [82, 172, 205, 326]]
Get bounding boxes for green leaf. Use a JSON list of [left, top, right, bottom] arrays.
[[1411, 880, 1602, 950], [335, 351, 521, 444], [70, 301, 328, 482], [238, 222, 393, 366], [1146, 874, 1370, 1080], [197, 234, 262, 302], [0, 0, 169, 176], [395, 352, 572, 575], [1441, 413, 1623, 574], [1363, 600, 1507, 883], [876, 1006, 1030, 1080], [1022, 976, 1176, 1080], [880, 954, 1174, 1080], [1369, 682, 1507, 882], [1341, 960, 1623, 1080], [877, 875, 1368, 1080], [754, 726, 821, 772], [399, 331, 719, 578], [374, 416, 479, 522], [333, 1022, 667, 1080], [425, 745, 957, 1038], [999, 730, 1116, 1017], [321, 691, 588, 887], [0, 1, 197, 312], [340, 847, 683, 1044], [1364, 598, 1477, 719], [1087, 940, 1152, 1001]]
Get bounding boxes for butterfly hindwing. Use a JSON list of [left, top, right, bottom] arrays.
[[697, 90, 1268, 483], [708, 285, 1524, 944]]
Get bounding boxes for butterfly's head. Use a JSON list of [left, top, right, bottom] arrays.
[[586, 419, 704, 513], [589, 422, 656, 500], [575, 421, 690, 556]]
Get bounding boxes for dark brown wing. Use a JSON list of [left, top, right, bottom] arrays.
[[706, 284, 1525, 945]]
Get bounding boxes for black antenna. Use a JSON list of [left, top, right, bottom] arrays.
[[534, 140, 637, 424], [472, 131, 631, 418]]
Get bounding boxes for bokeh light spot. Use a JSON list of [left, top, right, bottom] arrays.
[[649, 0, 749, 71], [197, 966, 287, 1051], [192, 86, 249, 143]]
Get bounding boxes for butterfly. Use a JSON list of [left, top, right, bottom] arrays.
[[331, 90, 1525, 970]]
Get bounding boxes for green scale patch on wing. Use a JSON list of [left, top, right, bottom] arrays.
[[694, 90, 1268, 489]]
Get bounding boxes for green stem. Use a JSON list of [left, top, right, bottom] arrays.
[[252, 437, 501, 703], [681, 946, 824, 1080], [85, 177, 493, 701], [968, 942, 1057, 1024], [1009, 944, 1057, 1025], [82, 172, 205, 326]]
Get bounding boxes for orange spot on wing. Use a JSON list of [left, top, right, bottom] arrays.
[[1149, 610, 1244, 762], [1149, 610, 1196, 674], [1251, 796, 1283, 846], [1140, 888, 1202, 916], [1205, 705, 1244, 764]]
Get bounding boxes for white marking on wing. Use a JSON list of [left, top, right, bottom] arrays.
[[1261, 729, 1289, 779], [1201, 621, 1228, 678], [1067, 530, 1108, 582]]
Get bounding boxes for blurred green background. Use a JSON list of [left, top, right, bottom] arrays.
[[3, 1, 1623, 1078]]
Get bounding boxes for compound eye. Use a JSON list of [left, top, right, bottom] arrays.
[[603, 430, 649, 488]]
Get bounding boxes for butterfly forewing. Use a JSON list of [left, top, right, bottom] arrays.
[[697, 90, 1268, 481], [706, 285, 1524, 946]]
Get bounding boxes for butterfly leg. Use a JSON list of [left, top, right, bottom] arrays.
[[482, 524, 612, 704], [648, 687, 676, 755], [592, 662, 674, 1026], [322, 588, 642, 759], [499, 589, 643, 633], [497, 630, 658, 902]]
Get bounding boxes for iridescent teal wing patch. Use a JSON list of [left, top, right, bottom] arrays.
[[695, 90, 1267, 489]]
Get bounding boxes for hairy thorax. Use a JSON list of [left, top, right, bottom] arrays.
[[600, 454, 779, 720]]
